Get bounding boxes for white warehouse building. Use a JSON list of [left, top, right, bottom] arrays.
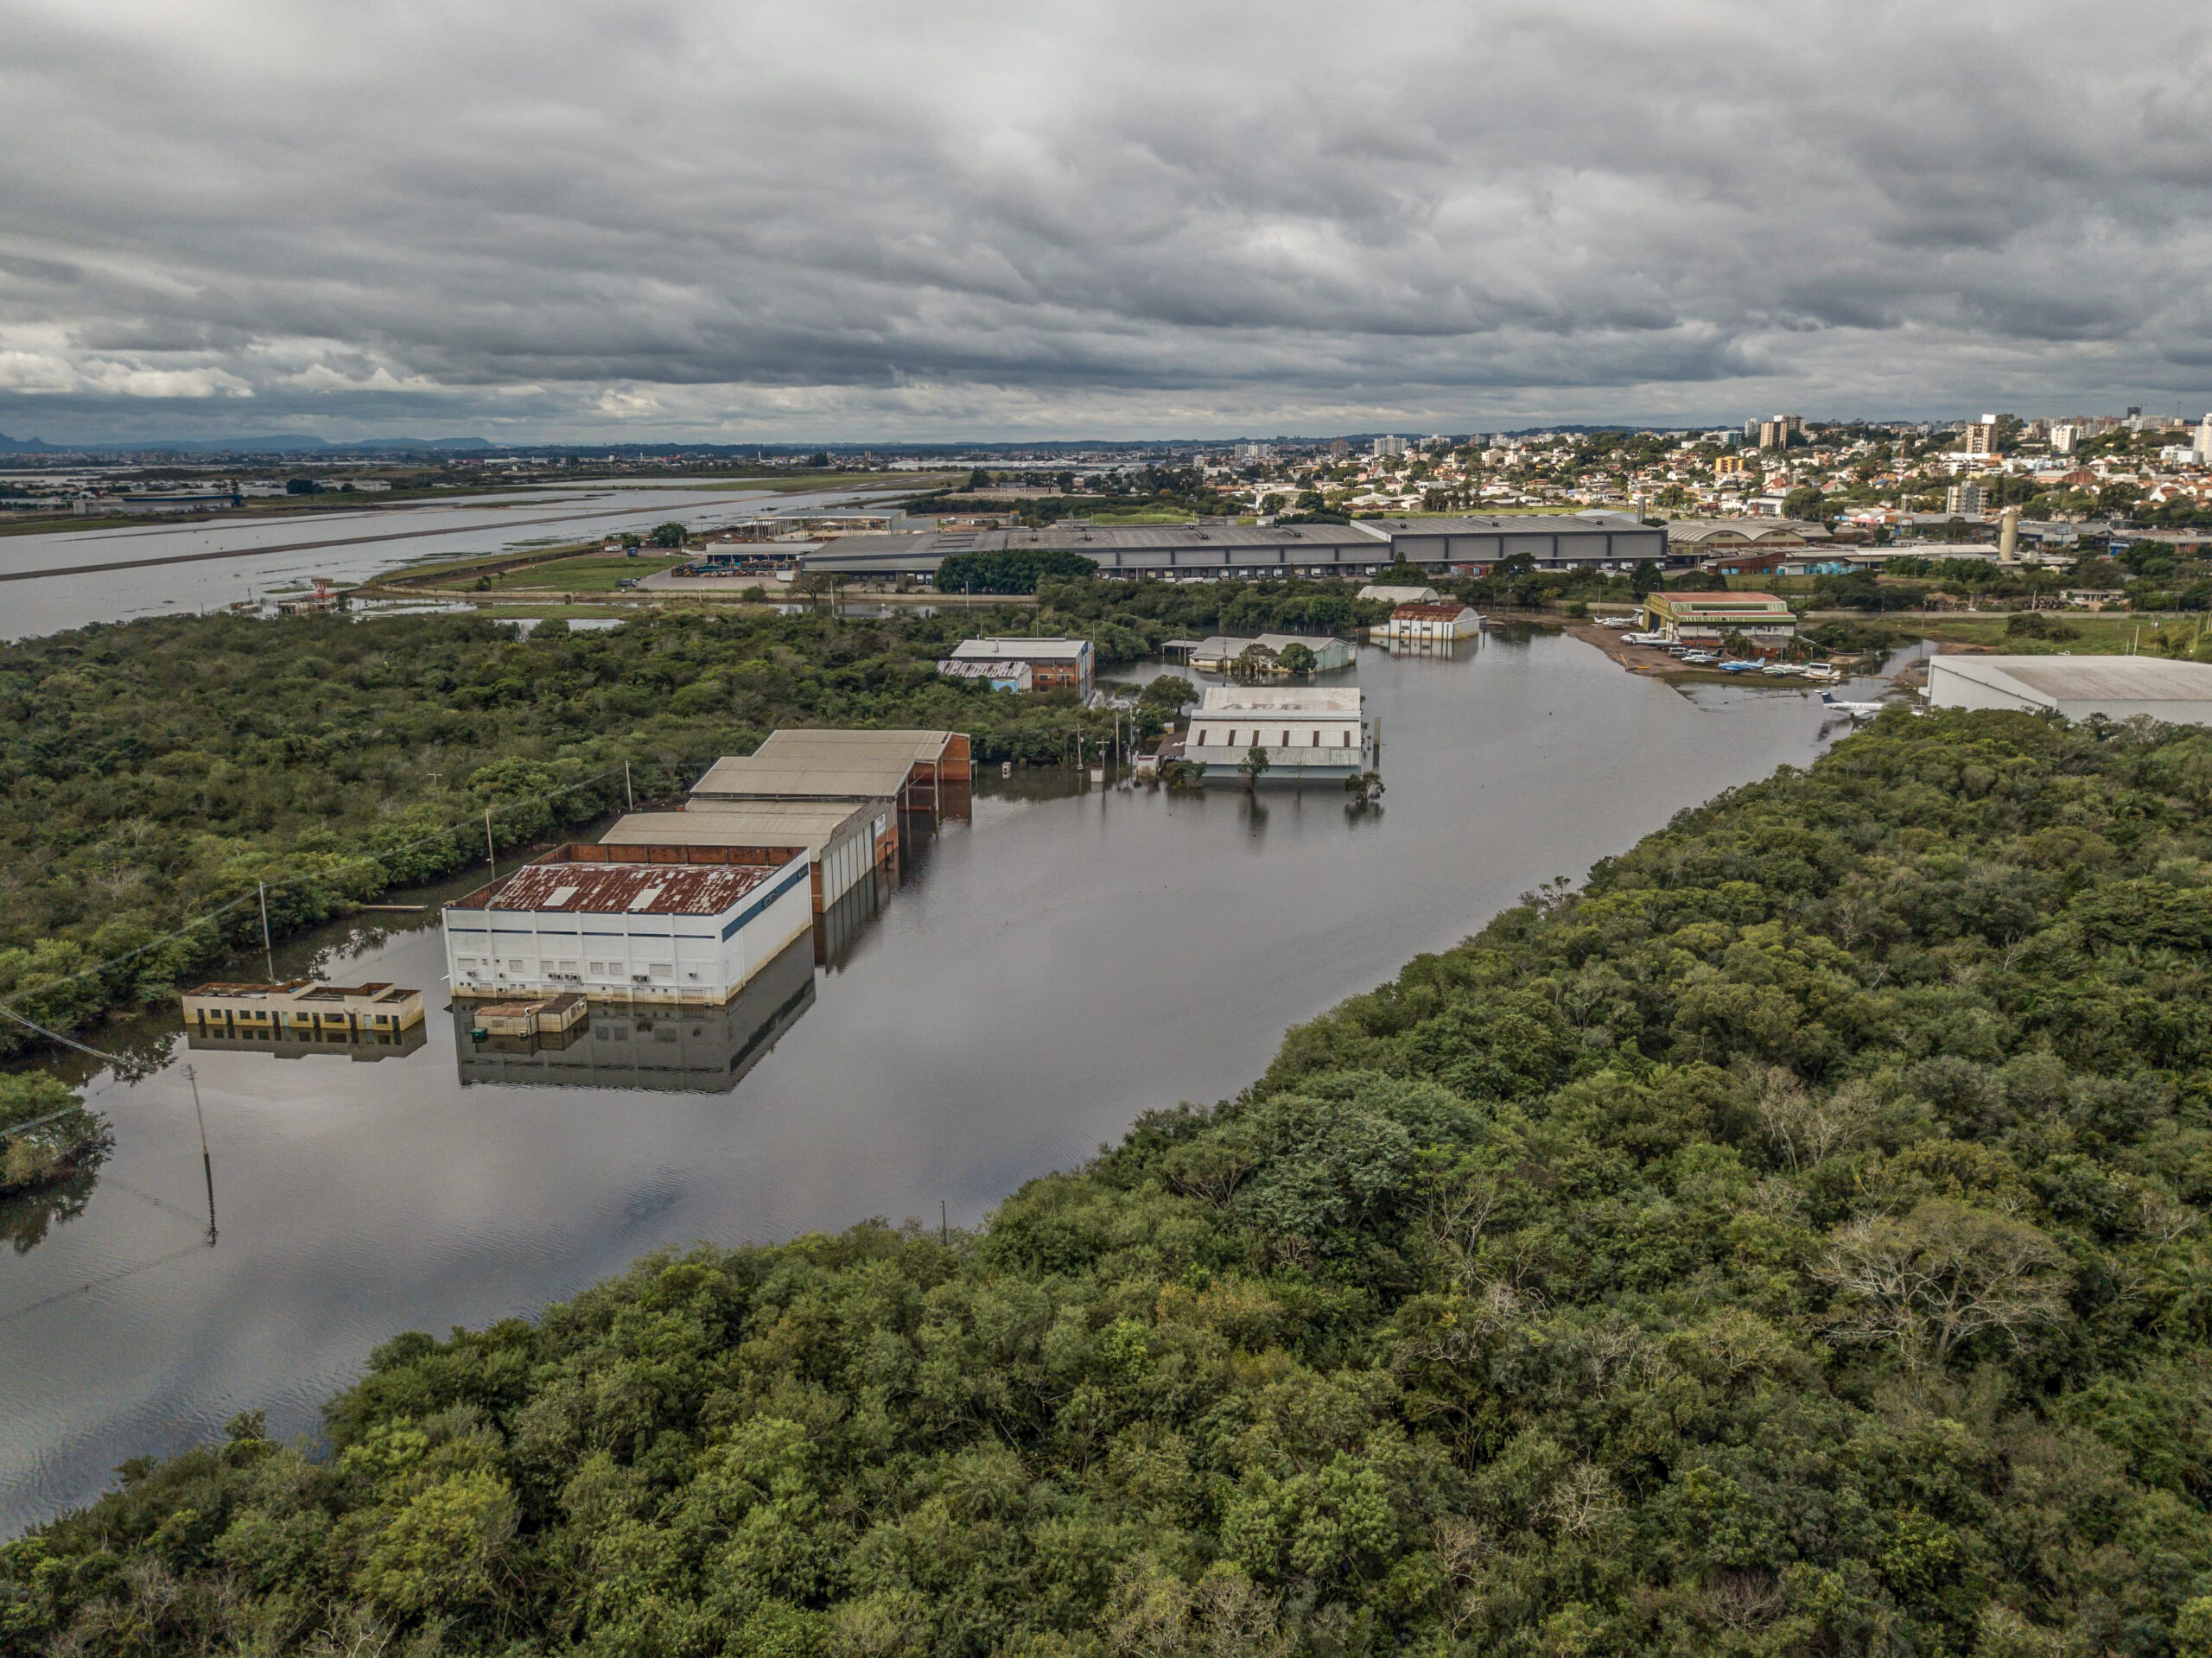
[[1180, 685, 1373, 782], [1927, 655, 2212, 725], [444, 850, 815, 1005]]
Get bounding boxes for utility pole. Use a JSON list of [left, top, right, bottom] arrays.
[[941, 1200, 948, 1245], [185, 1064, 216, 1246], [625, 760, 633, 811], [257, 882, 274, 979], [486, 809, 496, 880]]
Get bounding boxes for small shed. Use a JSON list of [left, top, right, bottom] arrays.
[[474, 994, 589, 1038]]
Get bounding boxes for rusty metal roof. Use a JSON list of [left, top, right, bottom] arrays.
[[484, 861, 776, 916]]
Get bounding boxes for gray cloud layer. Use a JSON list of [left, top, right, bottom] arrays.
[[3, 0, 2211, 441]]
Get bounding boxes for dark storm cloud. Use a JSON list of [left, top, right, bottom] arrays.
[[2, 0, 2210, 440]]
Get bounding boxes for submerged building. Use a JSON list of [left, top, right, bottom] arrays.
[[181, 980, 424, 1036], [1183, 632, 1357, 674], [601, 798, 895, 917], [689, 727, 970, 819], [1179, 685, 1372, 782], [1374, 601, 1480, 643], [443, 850, 815, 1006]]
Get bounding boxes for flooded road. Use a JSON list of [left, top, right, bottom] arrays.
[[0, 482, 893, 639], [0, 633, 1868, 1532]]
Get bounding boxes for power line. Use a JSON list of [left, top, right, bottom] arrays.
[[0, 1003, 138, 1069], [0, 759, 669, 1056]]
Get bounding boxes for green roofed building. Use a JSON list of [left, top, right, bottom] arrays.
[[1641, 590, 1796, 648]]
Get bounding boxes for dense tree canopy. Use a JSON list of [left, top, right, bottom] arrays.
[[8, 709, 2212, 1655], [0, 585, 1376, 1056]]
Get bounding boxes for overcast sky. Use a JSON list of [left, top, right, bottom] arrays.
[[3, 0, 2210, 444]]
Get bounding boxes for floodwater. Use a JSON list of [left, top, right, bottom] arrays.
[[0, 634, 1873, 1533], [0, 482, 897, 640]]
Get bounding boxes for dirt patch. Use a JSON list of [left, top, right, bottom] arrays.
[[1562, 621, 1736, 681]]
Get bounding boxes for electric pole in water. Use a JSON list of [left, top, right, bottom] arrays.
[[258, 882, 274, 979], [185, 1064, 216, 1245], [486, 809, 496, 880]]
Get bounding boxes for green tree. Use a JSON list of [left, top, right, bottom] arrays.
[[647, 521, 690, 549], [1275, 642, 1318, 677]]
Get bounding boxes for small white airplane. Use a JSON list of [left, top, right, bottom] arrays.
[[1820, 689, 1886, 720]]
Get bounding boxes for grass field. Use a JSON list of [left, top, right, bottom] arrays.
[[1810, 612, 2212, 659], [448, 552, 693, 592]]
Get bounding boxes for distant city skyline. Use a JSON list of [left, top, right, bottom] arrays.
[[4, 0, 2211, 446]]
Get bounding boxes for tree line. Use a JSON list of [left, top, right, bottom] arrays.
[[0, 583, 1385, 1057]]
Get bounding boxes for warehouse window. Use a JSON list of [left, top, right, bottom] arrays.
[[1311, 731, 1320, 746], [650, 963, 673, 980]]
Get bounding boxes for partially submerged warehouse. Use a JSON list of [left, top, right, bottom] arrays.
[[443, 727, 969, 1006], [688, 727, 971, 819], [443, 853, 816, 1006]]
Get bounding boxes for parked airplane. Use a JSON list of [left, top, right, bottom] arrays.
[[1820, 690, 1886, 719]]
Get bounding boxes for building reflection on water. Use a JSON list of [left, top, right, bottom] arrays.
[[454, 932, 817, 1093], [1380, 634, 1479, 662], [185, 1021, 429, 1062]]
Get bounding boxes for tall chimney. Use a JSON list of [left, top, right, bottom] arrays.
[[1999, 505, 2019, 564]]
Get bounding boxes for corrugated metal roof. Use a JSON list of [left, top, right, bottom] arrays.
[[1367, 514, 1642, 537], [753, 728, 959, 764], [690, 729, 958, 800], [602, 802, 874, 853], [949, 638, 1088, 662], [1391, 603, 1478, 620], [486, 861, 773, 915], [690, 759, 922, 797], [1936, 655, 2212, 702], [1198, 685, 1363, 712]]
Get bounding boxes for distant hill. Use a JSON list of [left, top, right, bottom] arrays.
[[0, 433, 493, 455]]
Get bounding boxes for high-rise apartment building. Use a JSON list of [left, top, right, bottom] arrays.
[[1963, 416, 1999, 457], [1947, 481, 1986, 518]]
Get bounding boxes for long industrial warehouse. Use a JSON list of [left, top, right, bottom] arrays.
[[443, 852, 816, 1005], [797, 514, 1669, 581]]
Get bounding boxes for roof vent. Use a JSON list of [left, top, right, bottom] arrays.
[[626, 885, 665, 912], [544, 885, 580, 907]]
